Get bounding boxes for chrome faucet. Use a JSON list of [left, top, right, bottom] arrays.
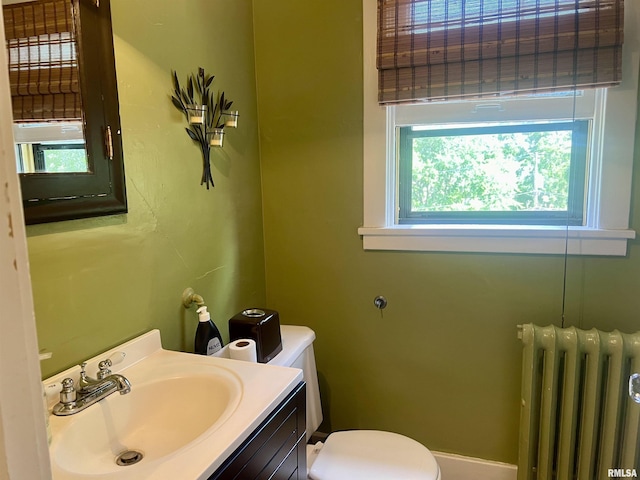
[[52, 359, 132, 416]]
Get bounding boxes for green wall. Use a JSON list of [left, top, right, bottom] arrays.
[[29, 0, 266, 378], [252, 0, 640, 464], [24, 0, 640, 467]]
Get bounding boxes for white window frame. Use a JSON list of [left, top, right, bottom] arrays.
[[359, 0, 639, 256]]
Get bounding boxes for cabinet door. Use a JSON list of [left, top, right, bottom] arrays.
[[210, 382, 306, 480]]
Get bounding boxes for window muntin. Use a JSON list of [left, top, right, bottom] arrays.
[[398, 120, 588, 226]]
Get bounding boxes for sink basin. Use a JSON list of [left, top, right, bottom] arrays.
[[51, 372, 240, 476], [44, 329, 303, 480]]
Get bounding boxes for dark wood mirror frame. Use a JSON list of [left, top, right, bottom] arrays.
[[17, 0, 126, 225]]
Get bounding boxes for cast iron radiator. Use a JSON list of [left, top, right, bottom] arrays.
[[517, 324, 640, 480]]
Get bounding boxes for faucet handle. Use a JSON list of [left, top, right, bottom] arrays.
[[60, 378, 77, 404], [97, 358, 112, 380]]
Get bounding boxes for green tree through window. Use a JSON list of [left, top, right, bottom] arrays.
[[399, 121, 588, 225]]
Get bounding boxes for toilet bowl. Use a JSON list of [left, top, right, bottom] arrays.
[[269, 326, 441, 480]]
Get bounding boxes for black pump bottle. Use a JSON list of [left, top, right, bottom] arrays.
[[194, 305, 223, 355]]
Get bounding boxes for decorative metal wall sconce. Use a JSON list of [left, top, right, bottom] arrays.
[[171, 67, 239, 188]]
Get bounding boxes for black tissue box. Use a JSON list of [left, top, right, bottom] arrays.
[[229, 308, 282, 363]]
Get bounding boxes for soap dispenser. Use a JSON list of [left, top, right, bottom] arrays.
[[194, 305, 223, 355]]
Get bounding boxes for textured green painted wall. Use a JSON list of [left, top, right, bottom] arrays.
[[23, 0, 640, 466], [29, 0, 266, 378], [253, 0, 640, 464]]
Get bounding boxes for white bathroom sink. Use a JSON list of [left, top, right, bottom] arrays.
[[51, 372, 240, 476], [44, 330, 303, 480]]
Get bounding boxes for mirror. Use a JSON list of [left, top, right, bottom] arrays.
[[3, 0, 126, 224]]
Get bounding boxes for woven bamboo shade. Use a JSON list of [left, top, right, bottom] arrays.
[[377, 0, 624, 104], [3, 0, 82, 121]]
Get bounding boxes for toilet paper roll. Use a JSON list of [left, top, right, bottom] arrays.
[[229, 339, 257, 362]]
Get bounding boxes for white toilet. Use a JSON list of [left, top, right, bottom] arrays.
[[268, 325, 441, 480]]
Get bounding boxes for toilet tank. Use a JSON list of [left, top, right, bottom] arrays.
[[268, 325, 323, 438]]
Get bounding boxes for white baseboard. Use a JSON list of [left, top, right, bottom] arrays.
[[433, 451, 517, 480]]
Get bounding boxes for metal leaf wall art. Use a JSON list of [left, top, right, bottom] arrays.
[[171, 67, 236, 189]]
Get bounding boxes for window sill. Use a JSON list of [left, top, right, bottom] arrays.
[[357, 225, 636, 256]]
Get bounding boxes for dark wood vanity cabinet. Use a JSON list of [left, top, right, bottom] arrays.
[[209, 382, 306, 480]]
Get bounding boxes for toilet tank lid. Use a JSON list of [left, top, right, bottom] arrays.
[[268, 325, 316, 367]]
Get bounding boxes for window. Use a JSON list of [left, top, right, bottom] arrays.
[[13, 121, 87, 173], [30, 143, 88, 173], [359, 0, 639, 256], [398, 119, 588, 226]]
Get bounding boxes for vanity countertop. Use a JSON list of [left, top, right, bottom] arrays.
[[44, 329, 303, 480]]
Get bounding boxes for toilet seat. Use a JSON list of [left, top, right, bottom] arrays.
[[308, 430, 441, 480]]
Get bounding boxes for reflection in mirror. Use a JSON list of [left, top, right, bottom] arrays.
[[5, 0, 88, 172], [3, 0, 126, 224], [14, 122, 88, 173]]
